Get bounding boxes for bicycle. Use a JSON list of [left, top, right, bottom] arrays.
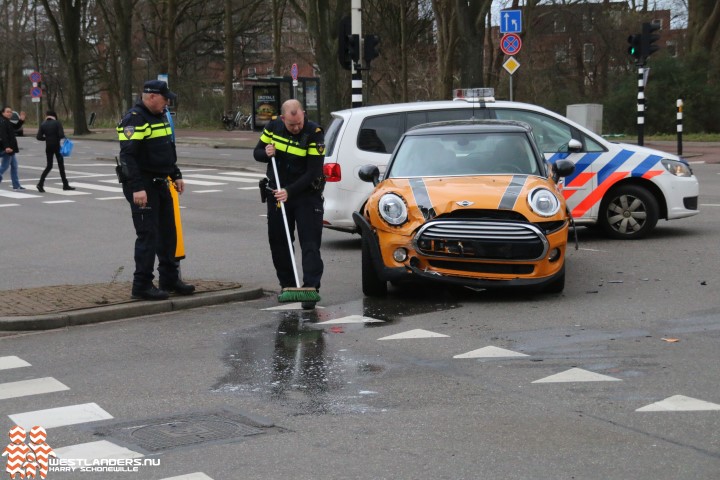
[[221, 110, 252, 131]]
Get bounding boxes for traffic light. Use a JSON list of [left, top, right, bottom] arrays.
[[363, 34, 380, 66], [627, 33, 642, 61], [347, 34, 360, 63], [641, 22, 661, 60], [337, 16, 352, 70]]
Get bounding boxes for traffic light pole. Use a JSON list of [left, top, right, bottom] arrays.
[[351, 0, 362, 108], [636, 65, 645, 147]]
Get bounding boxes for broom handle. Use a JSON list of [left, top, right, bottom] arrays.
[[271, 155, 301, 288]]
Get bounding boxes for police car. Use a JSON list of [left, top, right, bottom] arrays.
[[322, 88, 699, 240]]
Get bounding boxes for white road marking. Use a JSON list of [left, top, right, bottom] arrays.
[[0, 377, 70, 400], [0, 356, 31, 370], [0, 203, 20, 207], [97, 196, 125, 201], [532, 367, 621, 383], [55, 440, 143, 460], [263, 303, 325, 311], [184, 173, 256, 183], [192, 189, 223, 193], [636, 395, 720, 412], [218, 171, 267, 178], [160, 474, 215, 480], [316, 315, 384, 325], [43, 200, 76, 204], [60, 182, 123, 192], [42, 187, 89, 195], [454, 346, 529, 359], [9, 402, 114, 429], [378, 329, 449, 340], [238, 186, 258, 190], [181, 179, 226, 186], [0, 190, 40, 199]]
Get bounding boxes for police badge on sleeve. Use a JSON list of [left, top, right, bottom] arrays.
[[123, 126, 135, 139], [316, 143, 325, 155]]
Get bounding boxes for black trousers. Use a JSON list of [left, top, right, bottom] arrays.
[[266, 193, 324, 289], [123, 176, 179, 290], [38, 147, 69, 186]]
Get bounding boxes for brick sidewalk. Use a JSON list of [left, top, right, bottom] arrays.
[[0, 280, 242, 317]]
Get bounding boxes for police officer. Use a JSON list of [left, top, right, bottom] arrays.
[[253, 99, 325, 295], [117, 80, 195, 300]]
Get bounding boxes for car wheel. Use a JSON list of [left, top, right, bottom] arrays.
[[542, 264, 565, 294], [361, 234, 387, 297], [598, 185, 658, 240]]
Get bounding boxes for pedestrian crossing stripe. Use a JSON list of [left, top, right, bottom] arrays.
[[0, 356, 31, 370], [532, 367, 621, 383], [182, 179, 226, 186], [161, 473, 215, 480], [0, 377, 70, 400], [184, 174, 256, 183], [0, 190, 40, 199], [43, 200, 76, 204], [377, 329, 449, 340], [218, 171, 266, 178], [193, 189, 223, 193], [9, 403, 114, 430], [636, 395, 720, 412], [44, 186, 89, 195], [316, 315, 384, 325], [453, 346, 529, 359], [0, 203, 20, 207], [59, 182, 122, 192], [55, 440, 143, 460]]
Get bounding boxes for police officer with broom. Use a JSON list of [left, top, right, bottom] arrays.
[[117, 80, 195, 300], [254, 99, 324, 308]]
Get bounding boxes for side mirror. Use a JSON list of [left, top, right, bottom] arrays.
[[567, 138, 582, 152], [552, 159, 575, 182], [358, 164, 381, 186]]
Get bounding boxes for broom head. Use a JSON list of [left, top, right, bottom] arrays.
[[277, 287, 321, 303]]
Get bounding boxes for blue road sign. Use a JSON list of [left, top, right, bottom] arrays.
[[500, 9, 522, 34], [30, 87, 42, 98], [291, 63, 298, 80]]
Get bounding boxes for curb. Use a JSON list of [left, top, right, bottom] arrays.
[[0, 286, 265, 332]]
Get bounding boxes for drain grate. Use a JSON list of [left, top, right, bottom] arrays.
[[94, 409, 275, 453]]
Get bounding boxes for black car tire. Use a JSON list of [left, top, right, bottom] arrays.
[[361, 234, 387, 297], [598, 184, 658, 240], [542, 264, 565, 294]]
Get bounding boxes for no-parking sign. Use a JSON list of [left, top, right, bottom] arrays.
[[500, 33, 522, 56]]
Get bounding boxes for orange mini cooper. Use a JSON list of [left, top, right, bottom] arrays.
[[352, 120, 576, 296]]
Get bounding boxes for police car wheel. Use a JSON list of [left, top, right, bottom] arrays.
[[599, 185, 658, 240], [361, 235, 387, 297]]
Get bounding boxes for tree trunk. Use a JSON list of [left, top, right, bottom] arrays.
[[687, 0, 720, 81], [432, 0, 457, 99], [455, 0, 491, 88], [223, 0, 234, 115]]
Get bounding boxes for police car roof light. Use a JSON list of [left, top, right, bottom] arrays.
[[453, 88, 495, 102]]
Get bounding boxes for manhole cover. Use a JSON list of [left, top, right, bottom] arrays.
[[94, 409, 275, 453]]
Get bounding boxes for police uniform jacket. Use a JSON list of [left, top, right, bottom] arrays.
[[117, 101, 181, 192], [253, 117, 325, 197]]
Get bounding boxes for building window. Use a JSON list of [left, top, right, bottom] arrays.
[[652, 18, 663, 30], [555, 44, 569, 63], [553, 15, 566, 33], [582, 13, 594, 31], [583, 43, 595, 63]]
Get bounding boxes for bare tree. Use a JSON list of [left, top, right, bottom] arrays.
[[39, 0, 91, 134], [431, 0, 457, 99], [687, 0, 720, 81], [455, 0, 491, 88]]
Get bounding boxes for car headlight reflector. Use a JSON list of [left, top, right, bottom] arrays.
[[528, 188, 561, 217], [378, 193, 408, 225], [661, 158, 692, 177]]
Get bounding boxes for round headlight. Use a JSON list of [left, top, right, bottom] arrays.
[[378, 193, 408, 225], [528, 188, 560, 217]]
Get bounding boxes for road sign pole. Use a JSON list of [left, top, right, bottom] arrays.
[[509, 75, 513, 102]]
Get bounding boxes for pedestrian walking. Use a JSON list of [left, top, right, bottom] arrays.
[[0, 106, 26, 190], [36, 110, 75, 192], [253, 99, 325, 308], [116, 80, 195, 300]]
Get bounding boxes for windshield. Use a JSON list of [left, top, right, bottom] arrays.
[[387, 132, 540, 178]]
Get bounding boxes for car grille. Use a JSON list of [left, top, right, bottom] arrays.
[[414, 219, 548, 260]]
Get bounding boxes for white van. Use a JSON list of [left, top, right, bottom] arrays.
[[322, 89, 699, 240]]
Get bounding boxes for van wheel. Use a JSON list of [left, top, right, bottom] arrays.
[[362, 235, 387, 296], [598, 185, 658, 240]]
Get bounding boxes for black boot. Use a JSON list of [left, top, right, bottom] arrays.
[[63, 185, 76, 191], [36, 184, 45, 193]]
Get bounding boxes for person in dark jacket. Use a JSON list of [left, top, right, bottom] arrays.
[[36, 110, 75, 192], [253, 99, 325, 298], [0, 106, 25, 190], [116, 80, 195, 300]]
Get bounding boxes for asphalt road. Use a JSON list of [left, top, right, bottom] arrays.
[[1, 136, 719, 479]]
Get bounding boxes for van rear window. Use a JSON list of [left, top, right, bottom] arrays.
[[358, 113, 403, 153], [324, 117, 344, 156]]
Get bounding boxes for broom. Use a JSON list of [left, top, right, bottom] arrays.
[[271, 155, 321, 304]]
